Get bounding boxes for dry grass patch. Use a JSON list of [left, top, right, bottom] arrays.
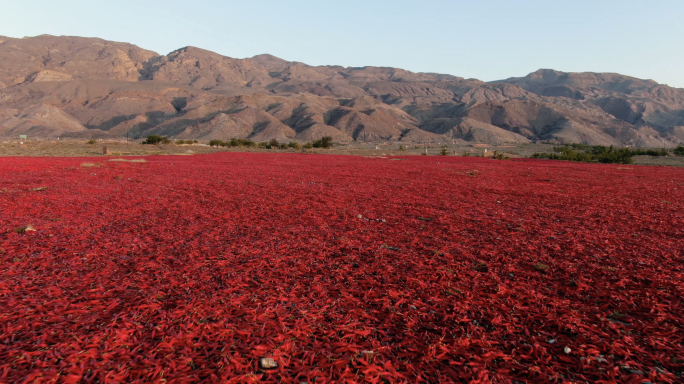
[[108, 158, 148, 163]]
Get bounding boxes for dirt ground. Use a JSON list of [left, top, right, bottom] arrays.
[[0, 139, 556, 157], [1, 139, 683, 167]]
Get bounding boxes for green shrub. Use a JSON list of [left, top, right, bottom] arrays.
[[209, 139, 225, 147], [533, 144, 643, 164], [288, 142, 301, 149], [440, 147, 449, 156], [399, 144, 405, 151], [674, 145, 684, 156], [312, 136, 334, 149], [142, 135, 171, 145], [86, 139, 96, 144], [227, 138, 255, 147], [492, 150, 508, 160], [303, 142, 313, 149]]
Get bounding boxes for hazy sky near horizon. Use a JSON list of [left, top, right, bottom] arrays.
[[1, 0, 683, 87]]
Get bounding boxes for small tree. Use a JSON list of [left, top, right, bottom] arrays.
[[268, 139, 280, 149], [288, 142, 300, 149], [399, 144, 405, 151], [209, 139, 224, 147], [312, 136, 334, 149], [440, 146, 449, 156], [675, 145, 684, 156], [321, 136, 333, 148]]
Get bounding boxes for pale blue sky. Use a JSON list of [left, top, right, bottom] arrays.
[[1, 0, 683, 87]]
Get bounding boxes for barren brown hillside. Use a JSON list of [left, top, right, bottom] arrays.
[[1, 35, 683, 146]]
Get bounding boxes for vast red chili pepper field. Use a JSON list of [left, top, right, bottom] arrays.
[[1, 153, 683, 384]]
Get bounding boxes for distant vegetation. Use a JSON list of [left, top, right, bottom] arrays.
[[675, 145, 684, 156], [208, 136, 332, 150], [311, 136, 334, 149], [176, 139, 198, 145], [533, 144, 672, 164], [142, 135, 171, 145], [491, 150, 509, 160]]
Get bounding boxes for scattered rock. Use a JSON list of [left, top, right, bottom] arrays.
[[31, 187, 47, 191], [410, 305, 417, 310], [14, 224, 36, 233], [356, 214, 363, 219], [548, 339, 556, 344], [259, 357, 278, 370], [564, 347, 571, 354]]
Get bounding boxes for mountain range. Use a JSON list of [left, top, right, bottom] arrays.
[[1, 34, 683, 146]]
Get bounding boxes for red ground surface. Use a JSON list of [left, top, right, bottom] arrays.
[[0, 153, 683, 383]]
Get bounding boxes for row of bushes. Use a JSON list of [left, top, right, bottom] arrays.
[[533, 144, 684, 164], [209, 137, 334, 149], [141, 135, 172, 145], [140, 135, 335, 149], [209, 139, 301, 149], [142, 136, 199, 145], [176, 140, 198, 145]]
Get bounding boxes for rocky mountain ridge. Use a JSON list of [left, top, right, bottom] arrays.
[[1, 35, 683, 146]]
